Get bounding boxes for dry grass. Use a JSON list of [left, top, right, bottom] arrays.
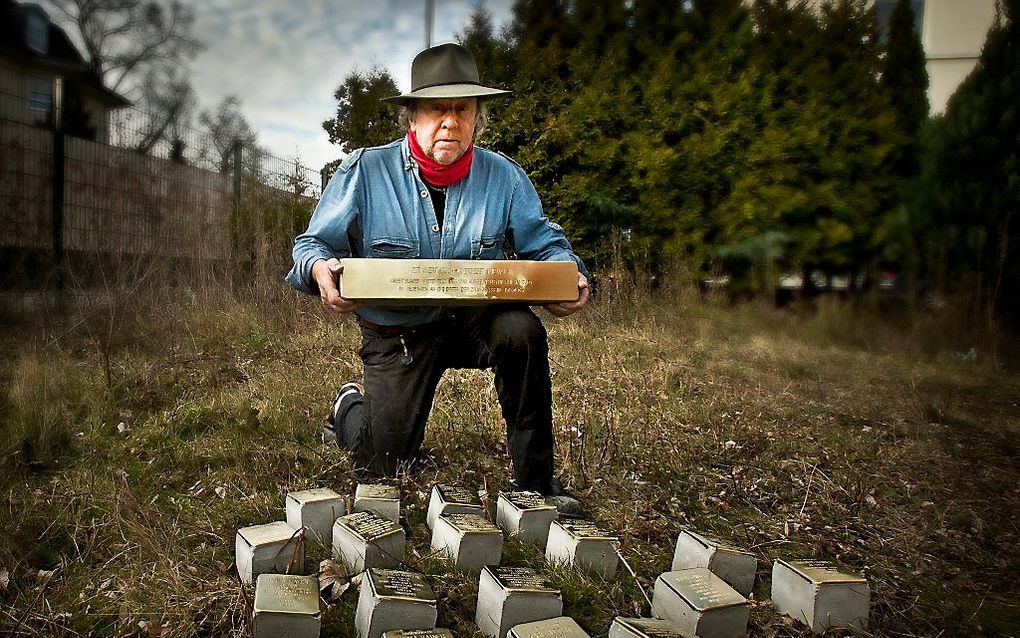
[[0, 282, 1018, 637]]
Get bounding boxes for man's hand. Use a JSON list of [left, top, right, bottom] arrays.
[[312, 258, 361, 314], [545, 272, 590, 318]]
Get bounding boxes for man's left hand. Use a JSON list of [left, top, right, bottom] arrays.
[[545, 272, 590, 317]]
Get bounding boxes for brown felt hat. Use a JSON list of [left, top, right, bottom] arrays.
[[382, 42, 511, 106]]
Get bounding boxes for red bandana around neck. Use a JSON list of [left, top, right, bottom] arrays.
[[407, 130, 474, 187]]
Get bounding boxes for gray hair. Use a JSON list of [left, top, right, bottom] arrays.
[[399, 100, 489, 141]]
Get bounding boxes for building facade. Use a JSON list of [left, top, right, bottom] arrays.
[[875, 0, 998, 113], [0, 0, 130, 142]]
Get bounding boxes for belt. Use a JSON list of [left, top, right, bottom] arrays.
[[357, 316, 450, 337]]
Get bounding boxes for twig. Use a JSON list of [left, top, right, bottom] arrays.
[[614, 544, 653, 611], [799, 463, 817, 516]]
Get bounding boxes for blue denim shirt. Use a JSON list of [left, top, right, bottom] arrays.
[[286, 137, 588, 327]]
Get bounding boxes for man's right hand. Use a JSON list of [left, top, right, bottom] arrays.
[[312, 258, 361, 314]]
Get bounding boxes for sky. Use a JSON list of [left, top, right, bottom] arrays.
[[187, 0, 516, 175]]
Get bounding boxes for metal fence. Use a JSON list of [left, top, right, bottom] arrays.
[[0, 64, 320, 306]]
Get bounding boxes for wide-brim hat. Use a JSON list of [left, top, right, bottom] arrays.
[[382, 42, 511, 106]]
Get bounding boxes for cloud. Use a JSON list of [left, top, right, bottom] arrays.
[[187, 0, 514, 176]]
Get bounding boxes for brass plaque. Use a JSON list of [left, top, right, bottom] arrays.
[[560, 521, 617, 541], [510, 616, 588, 638], [383, 630, 454, 638], [613, 617, 684, 638], [341, 511, 402, 540], [357, 484, 399, 500], [368, 568, 435, 602], [501, 491, 554, 511], [340, 259, 579, 305], [488, 566, 559, 593], [660, 569, 747, 611], [682, 528, 752, 557], [436, 484, 481, 506], [780, 559, 867, 585], [444, 513, 500, 534], [253, 574, 320, 615]]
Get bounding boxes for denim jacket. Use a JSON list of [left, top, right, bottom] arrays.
[[286, 137, 588, 327]]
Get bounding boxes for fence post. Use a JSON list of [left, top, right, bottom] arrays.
[[51, 77, 65, 309], [231, 139, 243, 208]]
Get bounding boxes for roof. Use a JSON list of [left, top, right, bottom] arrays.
[[0, 0, 131, 107]]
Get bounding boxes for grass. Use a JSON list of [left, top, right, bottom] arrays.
[[0, 281, 1018, 637]]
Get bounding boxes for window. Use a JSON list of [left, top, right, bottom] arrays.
[[26, 12, 49, 54], [875, 0, 925, 44], [29, 75, 52, 113]]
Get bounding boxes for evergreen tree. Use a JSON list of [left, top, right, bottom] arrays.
[[321, 68, 400, 176], [882, 0, 929, 173], [917, 0, 1019, 322], [716, 0, 900, 290], [876, 0, 929, 292]]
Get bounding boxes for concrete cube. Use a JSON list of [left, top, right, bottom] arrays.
[[651, 569, 749, 638], [286, 487, 345, 545], [236, 521, 305, 586], [544, 520, 619, 578], [475, 566, 563, 638], [771, 559, 869, 633], [496, 491, 557, 548], [253, 573, 320, 638]]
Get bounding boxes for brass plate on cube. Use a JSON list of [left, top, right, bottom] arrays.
[[613, 617, 684, 638], [779, 559, 867, 585], [443, 513, 500, 534], [681, 528, 752, 557], [357, 484, 400, 499], [560, 521, 617, 541], [254, 574, 320, 615], [340, 259, 579, 305], [436, 484, 482, 506], [489, 566, 559, 593], [510, 616, 589, 638], [368, 568, 436, 602], [342, 511, 403, 541], [383, 630, 454, 638], [659, 570, 747, 611], [501, 491, 554, 511]]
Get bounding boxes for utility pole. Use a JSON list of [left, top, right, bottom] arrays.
[[51, 77, 65, 309], [425, 0, 434, 48]]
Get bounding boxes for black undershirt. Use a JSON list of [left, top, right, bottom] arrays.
[[424, 181, 446, 230]]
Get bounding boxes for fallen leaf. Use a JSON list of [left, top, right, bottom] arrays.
[[214, 486, 226, 499], [318, 559, 351, 603], [37, 569, 56, 582], [0, 569, 8, 593]]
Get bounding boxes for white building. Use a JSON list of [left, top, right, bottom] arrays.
[[875, 0, 998, 113]]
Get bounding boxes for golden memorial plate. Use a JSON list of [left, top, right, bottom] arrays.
[[340, 259, 579, 305]]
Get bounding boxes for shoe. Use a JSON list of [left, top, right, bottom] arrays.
[[542, 477, 585, 518], [323, 382, 362, 445]]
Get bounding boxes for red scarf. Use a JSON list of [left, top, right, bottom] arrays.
[[407, 130, 474, 187]]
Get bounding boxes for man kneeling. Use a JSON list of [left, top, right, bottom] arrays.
[[285, 43, 589, 516]]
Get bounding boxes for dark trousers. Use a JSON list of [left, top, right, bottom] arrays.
[[336, 305, 555, 492]]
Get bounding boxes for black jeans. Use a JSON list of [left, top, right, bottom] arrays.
[[336, 305, 556, 492]]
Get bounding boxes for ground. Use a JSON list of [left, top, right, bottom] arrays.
[[1, 284, 1018, 637]]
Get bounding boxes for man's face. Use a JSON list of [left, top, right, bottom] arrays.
[[409, 98, 478, 165]]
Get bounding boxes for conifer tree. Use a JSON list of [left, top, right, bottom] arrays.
[[321, 68, 400, 177], [882, 0, 929, 175], [917, 0, 1019, 322]]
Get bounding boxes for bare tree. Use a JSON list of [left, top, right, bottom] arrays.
[[46, 0, 202, 152], [47, 0, 201, 93], [134, 65, 195, 155], [198, 95, 258, 172]]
